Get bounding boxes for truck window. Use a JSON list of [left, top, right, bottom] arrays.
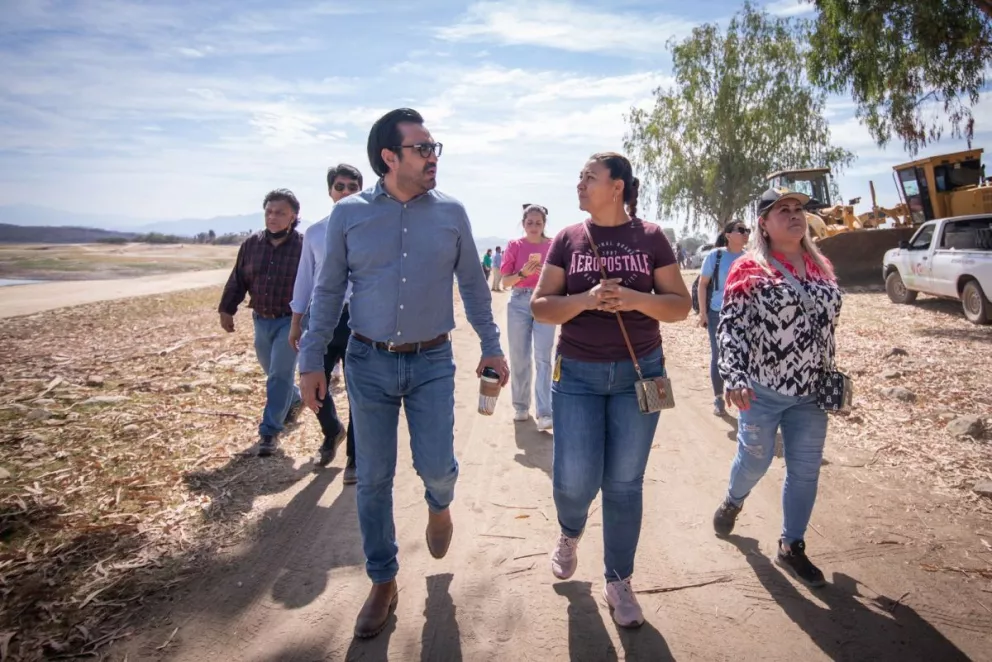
[[909, 223, 936, 250], [938, 216, 992, 251]]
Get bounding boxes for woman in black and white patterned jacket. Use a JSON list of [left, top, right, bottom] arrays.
[[711, 187, 843, 588]]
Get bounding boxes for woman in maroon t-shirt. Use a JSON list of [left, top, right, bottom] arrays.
[[531, 152, 691, 628]]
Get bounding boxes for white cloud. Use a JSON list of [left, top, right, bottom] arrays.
[[765, 0, 816, 17], [437, 1, 696, 55]]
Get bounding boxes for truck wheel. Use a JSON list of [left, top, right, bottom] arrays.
[[961, 280, 991, 325], [885, 271, 917, 304]]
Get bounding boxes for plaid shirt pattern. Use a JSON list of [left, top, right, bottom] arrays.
[[218, 230, 303, 318]]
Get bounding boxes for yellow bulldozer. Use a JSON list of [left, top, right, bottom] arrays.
[[765, 149, 992, 285]]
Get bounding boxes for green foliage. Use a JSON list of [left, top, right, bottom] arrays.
[[805, 0, 992, 155], [625, 2, 853, 232], [133, 232, 188, 244]]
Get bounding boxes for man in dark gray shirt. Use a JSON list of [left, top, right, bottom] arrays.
[[298, 108, 508, 638]]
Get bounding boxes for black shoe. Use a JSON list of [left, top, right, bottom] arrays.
[[316, 428, 345, 467], [775, 539, 826, 588], [284, 401, 303, 425], [713, 498, 742, 537], [343, 461, 357, 485], [258, 435, 277, 457]]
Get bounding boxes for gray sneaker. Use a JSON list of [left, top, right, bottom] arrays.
[[604, 576, 644, 628], [550, 532, 581, 580]]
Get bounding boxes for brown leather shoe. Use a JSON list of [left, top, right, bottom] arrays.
[[426, 508, 453, 559], [353, 580, 398, 639]]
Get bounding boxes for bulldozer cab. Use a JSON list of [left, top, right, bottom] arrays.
[[893, 149, 989, 224], [766, 168, 833, 208]]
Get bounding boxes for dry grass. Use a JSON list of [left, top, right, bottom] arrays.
[[0, 287, 343, 660], [0, 243, 237, 280]]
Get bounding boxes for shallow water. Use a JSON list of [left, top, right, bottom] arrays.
[[0, 278, 46, 287]]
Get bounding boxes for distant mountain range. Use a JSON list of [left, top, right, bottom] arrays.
[[0, 204, 290, 238], [0, 204, 513, 252], [0, 223, 136, 243]]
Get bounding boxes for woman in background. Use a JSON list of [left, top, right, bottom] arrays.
[[501, 204, 555, 430], [697, 220, 750, 416]]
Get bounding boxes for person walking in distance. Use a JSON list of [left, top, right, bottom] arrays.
[[712, 188, 843, 588], [289, 164, 363, 483], [298, 108, 509, 638], [501, 204, 555, 429], [491, 246, 503, 291], [482, 248, 493, 282], [218, 189, 305, 457], [532, 153, 691, 628], [697, 220, 749, 416]]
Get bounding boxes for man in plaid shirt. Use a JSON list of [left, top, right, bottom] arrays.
[[218, 188, 305, 456]]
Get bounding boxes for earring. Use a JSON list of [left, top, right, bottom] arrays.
[[612, 193, 618, 203]]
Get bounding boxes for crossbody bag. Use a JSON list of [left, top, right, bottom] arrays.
[[584, 223, 675, 414], [770, 257, 853, 414]]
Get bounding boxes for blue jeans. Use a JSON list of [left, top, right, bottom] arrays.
[[706, 307, 723, 406], [552, 347, 664, 581], [344, 336, 458, 583], [252, 314, 302, 437], [726, 382, 828, 543], [507, 288, 554, 418]]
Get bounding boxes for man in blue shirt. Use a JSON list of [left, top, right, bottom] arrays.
[[491, 245, 503, 291], [298, 108, 508, 639]]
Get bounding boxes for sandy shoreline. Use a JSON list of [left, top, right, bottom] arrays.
[[0, 268, 231, 318]]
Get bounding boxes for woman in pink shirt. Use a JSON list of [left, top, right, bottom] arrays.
[[501, 204, 555, 430]]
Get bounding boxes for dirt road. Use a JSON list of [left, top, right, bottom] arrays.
[[112, 293, 990, 661], [0, 268, 230, 318]]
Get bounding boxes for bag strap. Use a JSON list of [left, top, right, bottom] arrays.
[[769, 257, 834, 370], [583, 222, 645, 380], [713, 250, 724, 291]]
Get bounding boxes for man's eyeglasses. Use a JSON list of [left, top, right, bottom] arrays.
[[392, 142, 443, 159], [732, 227, 751, 235], [522, 203, 549, 215], [333, 182, 361, 192]]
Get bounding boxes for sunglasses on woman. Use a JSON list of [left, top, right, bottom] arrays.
[[731, 227, 751, 235]]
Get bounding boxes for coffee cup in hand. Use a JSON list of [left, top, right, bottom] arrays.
[[478, 367, 502, 416]]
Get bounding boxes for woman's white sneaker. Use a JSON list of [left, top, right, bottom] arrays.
[[513, 409, 530, 422], [604, 577, 644, 628], [550, 533, 580, 579], [536, 416, 553, 431]]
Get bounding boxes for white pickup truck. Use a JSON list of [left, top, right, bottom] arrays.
[[882, 214, 992, 324]]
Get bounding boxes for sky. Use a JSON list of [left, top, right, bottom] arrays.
[[0, 0, 989, 241]]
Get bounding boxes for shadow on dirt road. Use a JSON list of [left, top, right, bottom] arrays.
[[554, 581, 674, 662], [726, 536, 970, 662]]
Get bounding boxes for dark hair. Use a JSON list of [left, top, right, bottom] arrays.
[[262, 188, 300, 216], [589, 152, 640, 218], [521, 203, 550, 239], [715, 220, 746, 248], [327, 163, 363, 189], [367, 108, 424, 177]]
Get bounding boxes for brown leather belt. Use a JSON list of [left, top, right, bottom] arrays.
[[352, 332, 449, 353]]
